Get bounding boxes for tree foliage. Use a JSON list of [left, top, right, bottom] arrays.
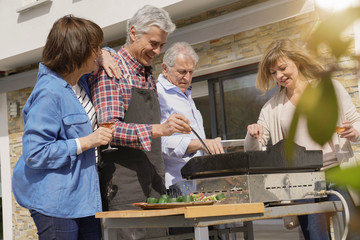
[[286, 7, 360, 190]]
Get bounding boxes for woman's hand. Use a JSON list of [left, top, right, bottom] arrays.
[[247, 123, 263, 141], [339, 121, 360, 142], [79, 127, 115, 152], [95, 49, 122, 79]]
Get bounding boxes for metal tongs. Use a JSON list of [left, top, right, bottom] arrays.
[[191, 127, 212, 155]]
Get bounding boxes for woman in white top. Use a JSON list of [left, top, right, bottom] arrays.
[[245, 38, 360, 240]]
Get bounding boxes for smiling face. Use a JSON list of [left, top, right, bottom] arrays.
[[127, 25, 168, 66], [269, 56, 301, 90], [163, 53, 195, 93]]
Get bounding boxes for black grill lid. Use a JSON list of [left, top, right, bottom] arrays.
[[181, 140, 323, 179]]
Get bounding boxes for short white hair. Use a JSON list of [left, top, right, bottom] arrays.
[[163, 42, 199, 68], [126, 5, 176, 44]]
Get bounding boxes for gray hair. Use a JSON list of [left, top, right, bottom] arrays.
[[126, 5, 176, 44], [163, 42, 199, 68]]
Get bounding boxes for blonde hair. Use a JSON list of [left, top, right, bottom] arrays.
[[256, 38, 324, 93]]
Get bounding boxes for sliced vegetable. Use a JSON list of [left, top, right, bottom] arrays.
[[160, 194, 170, 200], [158, 198, 168, 204], [168, 198, 178, 203], [216, 193, 226, 200], [190, 193, 226, 202], [147, 197, 158, 204], [176, 196, 183, 202], [181, 195, 194, 202]]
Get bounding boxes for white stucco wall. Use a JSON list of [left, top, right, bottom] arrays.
[[0, 0, 244, 71], [0, 0, 181, 71], [0, 93, 12, 240]]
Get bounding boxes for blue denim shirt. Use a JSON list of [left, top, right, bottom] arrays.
[[12, 63, 102, 218]]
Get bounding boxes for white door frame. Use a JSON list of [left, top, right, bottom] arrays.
[[0, 93, 13, 240]]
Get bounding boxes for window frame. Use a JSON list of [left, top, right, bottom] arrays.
[[192, 63, 259, 139]]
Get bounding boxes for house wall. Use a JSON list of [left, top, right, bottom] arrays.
[[0, 0, 246, 72], [0, 93, 13, 240], [8, 88, 34, 240], [4, 1, 360, 239], [0, 0, 181, 71]]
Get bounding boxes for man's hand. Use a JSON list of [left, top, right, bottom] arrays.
[[152, 113, 191, 138], [202, 137, 224, 154], [187, 137, 224, 155]]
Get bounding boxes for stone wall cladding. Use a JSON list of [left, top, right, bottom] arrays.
[[8, 87, 37, 239], [11, 133, 37, 240], [152, 12, 319, 77], [175, 0, 269, 28], [7, 87, 33, 134]]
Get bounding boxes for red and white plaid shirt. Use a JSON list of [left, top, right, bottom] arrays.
[[89, 47, 156, 151]]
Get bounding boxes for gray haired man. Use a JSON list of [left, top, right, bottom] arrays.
[[157, 42, 224, 189], [90, 6, 191, 239]]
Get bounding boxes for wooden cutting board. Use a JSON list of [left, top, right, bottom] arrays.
[[96, 203, 264, 219], [96, 207, 187, 218], [184, 203, 264, 218]]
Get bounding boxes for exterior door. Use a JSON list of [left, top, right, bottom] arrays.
[[191, 64, 276, 144]]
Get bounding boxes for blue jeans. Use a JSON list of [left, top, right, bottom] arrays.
[[298, 201, 330, 240], [30, 210, 101, 240], [298, 184, 360, 240]]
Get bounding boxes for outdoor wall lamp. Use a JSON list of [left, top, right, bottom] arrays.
[[9, 102, 19, 118]]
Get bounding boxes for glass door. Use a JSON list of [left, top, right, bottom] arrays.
[[191, 64, 276, 143]]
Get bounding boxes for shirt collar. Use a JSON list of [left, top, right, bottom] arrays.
[[118, 47, 153, 76], [38, 63, 70, 88]]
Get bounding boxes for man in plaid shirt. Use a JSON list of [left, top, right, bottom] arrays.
[[90, 5, 191, 240]]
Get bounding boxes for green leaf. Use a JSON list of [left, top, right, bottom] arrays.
[[286, 85, 320, 159], [286, 76, 338, 159], [306, 77, 338, 146], [285, 109, 300, 161], [309, 7, 360, 58], [296, 83, 322, 114], [326, 166, 360, 190], [286, 84, 320, 158]]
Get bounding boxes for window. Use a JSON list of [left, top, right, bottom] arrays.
[[192, 64, 276, 142]]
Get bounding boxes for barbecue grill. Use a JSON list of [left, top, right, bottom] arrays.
[[168, 140, 327, 203]]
